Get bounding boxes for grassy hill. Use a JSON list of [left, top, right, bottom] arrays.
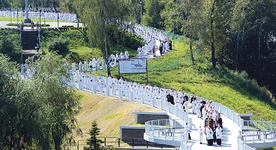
[[74, 91, 162, 141], [93, 36, 276, 122]]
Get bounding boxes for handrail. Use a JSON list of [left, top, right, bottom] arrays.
[[241, 130, 276, 143], [145, 119, 184, 140], [145, 119, 190, 149], [237, 137, 256, 150], [243, 120, 276, 131]]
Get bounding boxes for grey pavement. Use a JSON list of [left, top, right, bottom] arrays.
[[0, 21, 82, 29]]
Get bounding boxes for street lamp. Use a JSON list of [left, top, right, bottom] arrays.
[[24, 0, 31, 23]]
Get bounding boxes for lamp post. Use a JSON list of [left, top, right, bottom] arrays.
[[24, 0, 31, 23], [25, 0, 28, 19], [56, 8, 60, 28]]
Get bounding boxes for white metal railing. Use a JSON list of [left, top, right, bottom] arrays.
[[145, 119, 187, 143], [211, 101, 276, 149], [180, 132, 191, 150], [207, 102, 244, 129], [237, 137, 256, 150], [241, 130, 276, 143], [243, 120, 276, 131], [145, 119, 183, 140]]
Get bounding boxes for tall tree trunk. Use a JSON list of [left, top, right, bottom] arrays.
[[210, 1, 216, 68], [189, 39, 195, 65], [104, 33, 111, 76], [100, 1, 111, 76], [236, 28, 240, 71], [258, 27, 261, 77], [236, 7, 245, 71]]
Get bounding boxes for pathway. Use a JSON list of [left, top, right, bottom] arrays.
[[188, 114, 240, 149]]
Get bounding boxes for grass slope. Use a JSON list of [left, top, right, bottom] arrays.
[[95, 38, 276, 122], [74, 91, 162, 141]]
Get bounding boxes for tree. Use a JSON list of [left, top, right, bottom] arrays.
[[86, 121, 103, 150], [175, 0, 203, 65], [27, 53, 80, 150], [0, 30, 21, 63], [0, 53, 80, 150], [197, 0, 234, 68], [0, 53, 21, 149], [143, 0, 165, 29], [73, 0, 130, 76]]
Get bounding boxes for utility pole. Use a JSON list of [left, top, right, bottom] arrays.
[[24, 0, 31, 23]]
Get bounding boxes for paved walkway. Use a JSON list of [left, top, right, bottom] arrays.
[[188, 114, 240, 149]]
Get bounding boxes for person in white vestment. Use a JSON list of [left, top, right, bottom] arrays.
[[199, 126, 204, 144], [124, 51, 130, 59], [78, 61, 82, 72], [205, 123, 214, 146], [216, 124, 223, 146]]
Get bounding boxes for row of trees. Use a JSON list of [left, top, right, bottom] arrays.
[[0, 53, 80, 150], [69, 0, 276, 95]]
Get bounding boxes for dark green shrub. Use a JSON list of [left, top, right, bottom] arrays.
[[107, 28, 144, 50], [48, 38, 69, 56]]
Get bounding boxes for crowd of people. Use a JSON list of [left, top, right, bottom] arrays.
[[70, 51, 130, 72], [0, 10, 77, 22], [166, 90, 224, 146], [131, 25, 172, 58], [199, 100, 223, 146]]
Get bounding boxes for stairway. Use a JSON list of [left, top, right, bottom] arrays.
[[21, 29, 39, 63]]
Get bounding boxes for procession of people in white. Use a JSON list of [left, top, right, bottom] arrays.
[[131, 24, 172, 58], [0, 9, 77, 22], [15, 10, 226, 147]]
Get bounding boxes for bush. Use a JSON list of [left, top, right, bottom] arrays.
[[108, 28, 144, 50], [0, 34, 21, 63], [48, 38, 69, 56]]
